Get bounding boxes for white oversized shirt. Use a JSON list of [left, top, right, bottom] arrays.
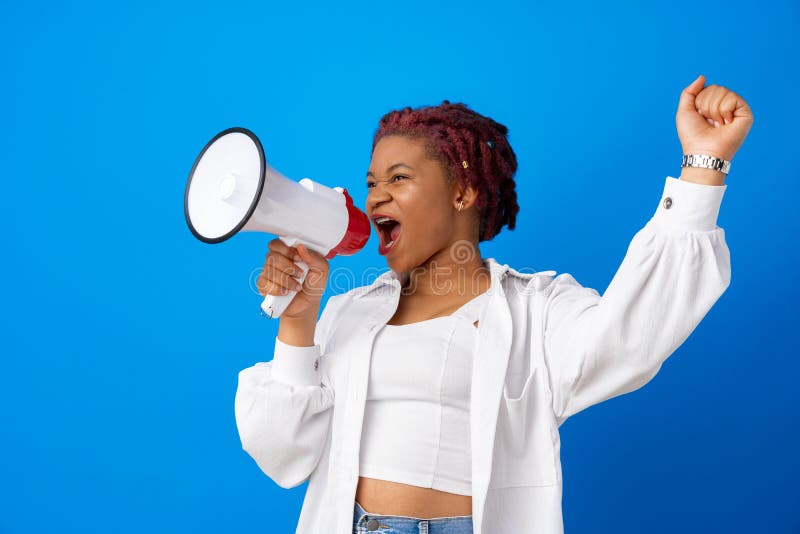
[[234, 175, 730, 533]]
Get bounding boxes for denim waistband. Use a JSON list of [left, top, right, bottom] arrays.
[[353, 500, 473, 533]]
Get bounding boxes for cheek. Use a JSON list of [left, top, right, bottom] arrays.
[[403, 198, 452, 239]]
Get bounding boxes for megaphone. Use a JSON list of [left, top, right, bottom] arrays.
[[184, 127, 370, 318]]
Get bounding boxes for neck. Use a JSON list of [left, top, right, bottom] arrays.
[[401, 245, 490, 298]]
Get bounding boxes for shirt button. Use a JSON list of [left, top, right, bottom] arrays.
[[313, 359, 319, 371], [366, 518, 379, 531], [663, 197, 673, 209]]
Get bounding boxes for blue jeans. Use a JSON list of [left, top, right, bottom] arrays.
[[353, 500, 473, 533]]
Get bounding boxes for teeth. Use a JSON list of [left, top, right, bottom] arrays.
[[375, 216, 398, 251]]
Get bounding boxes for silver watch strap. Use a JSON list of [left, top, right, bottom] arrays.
[[681, 153, 731, 175]]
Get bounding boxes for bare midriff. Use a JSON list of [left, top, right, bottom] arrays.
[[355, 476, 472, 518]]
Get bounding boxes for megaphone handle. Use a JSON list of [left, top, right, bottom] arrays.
[[260, 260, 310, 319], [260, 236, 326, 319]]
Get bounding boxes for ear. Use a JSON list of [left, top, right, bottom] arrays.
[[453, 183, 480, 210]]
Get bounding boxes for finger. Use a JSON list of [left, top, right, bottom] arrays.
[[263, 263, 304, 292], [256, 277, 283, 296], [729, 93, 753, 119], [261, 251, 305, 292], [296, 244, 328, 271], [695, 87, 721, 127], [296, 244, 329, 290], [256, 275, 294, 296], [259, 277, 299, 297], [706, 86, 727, 125], [258, 269, 301, 295], [678, 74, 706, 114], [694, 83, 714, 115], [265, 252, 304, 280], [259, 267, 297, 294], [267, 238, 298, 259], [719, 92, 739, 124]]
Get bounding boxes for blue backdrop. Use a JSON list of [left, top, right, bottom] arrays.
[[2, 0, 798, 532]]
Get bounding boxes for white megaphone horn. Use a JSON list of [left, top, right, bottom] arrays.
[[184, 127, 371, 318]]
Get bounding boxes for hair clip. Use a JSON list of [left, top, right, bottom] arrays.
[[461, 160, 469, 169], [486, 140, 494, 148]]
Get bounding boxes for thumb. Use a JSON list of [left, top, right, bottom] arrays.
[[296, 244, 324, 268], [296, 244, 328, 295], [678, 74, 705, 113]]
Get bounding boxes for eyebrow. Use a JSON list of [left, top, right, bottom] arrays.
[[366, 162, 414, 178]]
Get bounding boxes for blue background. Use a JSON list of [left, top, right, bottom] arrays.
[[2, 0, 798, 532]]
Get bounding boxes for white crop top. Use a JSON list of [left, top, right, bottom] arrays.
[[358, 291, 490, 496]]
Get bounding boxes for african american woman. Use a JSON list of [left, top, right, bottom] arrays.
[[235, 74, 753, 533]]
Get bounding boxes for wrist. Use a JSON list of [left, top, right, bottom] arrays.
[[680, 152, 730, 186], [278, 310, 320, 347], [679, 166, 726, 186]]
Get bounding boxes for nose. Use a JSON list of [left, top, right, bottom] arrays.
[[367, 181, 392, 212]]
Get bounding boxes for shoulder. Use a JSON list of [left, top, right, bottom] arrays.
[[315, 276, 390, 351], [317, 274, 387, 325], [318, 290, 356, 322], [501, 262, 559, 296], [501, 260, 600, 304]]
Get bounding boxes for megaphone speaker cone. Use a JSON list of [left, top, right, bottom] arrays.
[[184, 127, 266, 243]]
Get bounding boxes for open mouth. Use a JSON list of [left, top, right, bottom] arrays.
[[374, 216, 402, 255]]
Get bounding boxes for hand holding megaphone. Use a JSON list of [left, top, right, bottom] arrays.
[[257, 239, 330, 320], [185, 127, 371, 318]]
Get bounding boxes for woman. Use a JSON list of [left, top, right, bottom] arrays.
[[235, 74, 753, 534]]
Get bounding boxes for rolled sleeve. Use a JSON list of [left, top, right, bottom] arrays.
[[651, 176, 727, 233], [271, 337, 322, 387]]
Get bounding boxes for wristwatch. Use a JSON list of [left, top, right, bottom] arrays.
[[681, 153, 731, 175]]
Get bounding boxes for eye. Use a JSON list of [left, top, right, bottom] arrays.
[[366, 175, 408, 189]]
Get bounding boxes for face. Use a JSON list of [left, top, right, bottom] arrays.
[[366, 135, 474, 274]]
